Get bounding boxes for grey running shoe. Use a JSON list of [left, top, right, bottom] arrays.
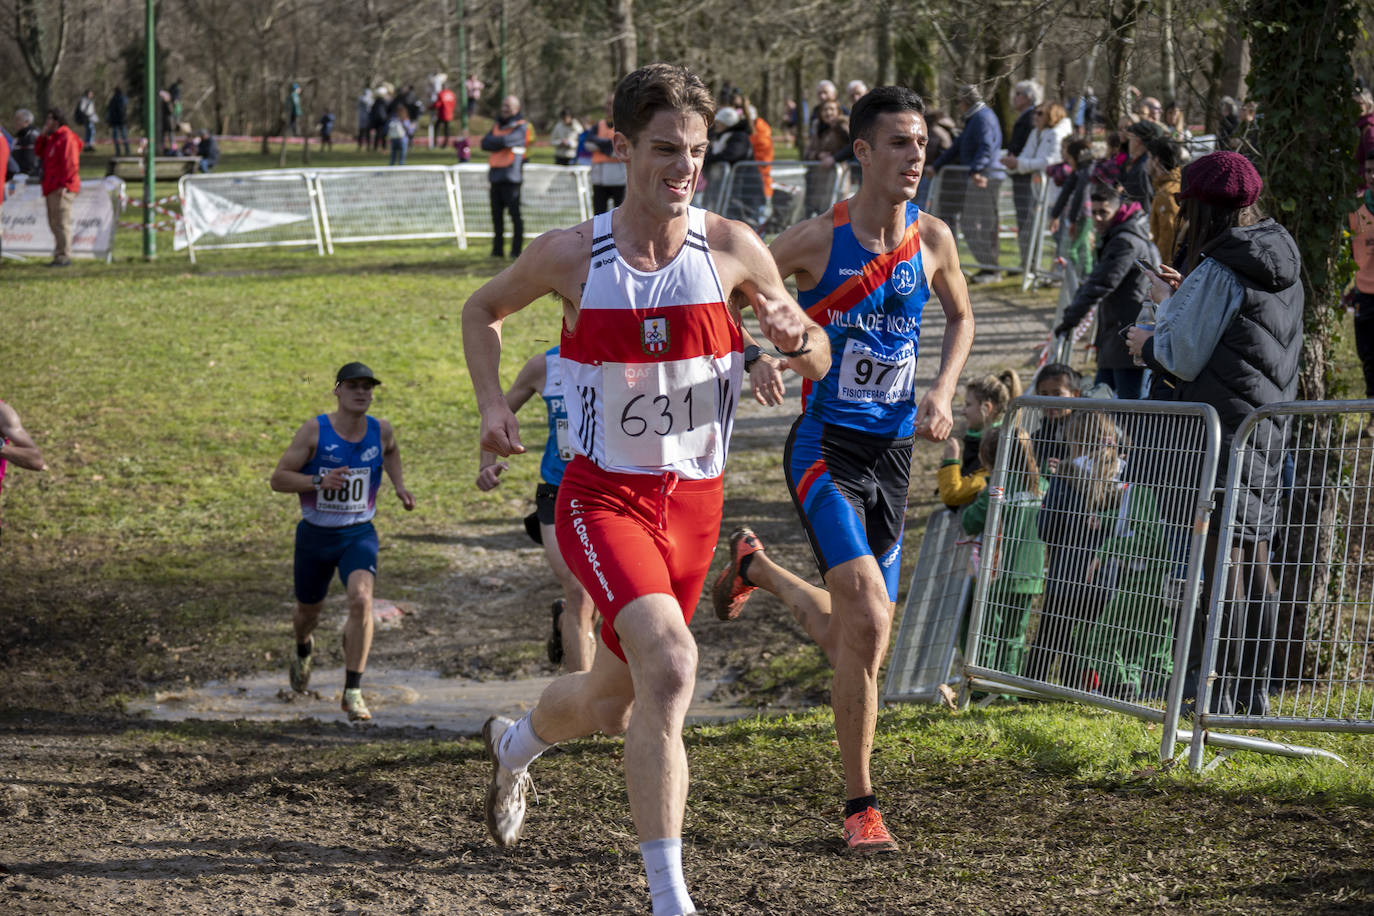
[[341, 687, 371, 721], [482, 715, 533, 846], [289, 637, 313, 693]]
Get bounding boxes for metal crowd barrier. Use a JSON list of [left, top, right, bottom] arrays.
[[1190, 401, 1374, 770], [960, 396, 1221, 764], [883, 509, 974, 704], [178, 163, 589, 260]]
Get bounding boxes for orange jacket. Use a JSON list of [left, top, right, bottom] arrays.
[[34, 125, 81, 196], [485, 118, 533, 170], [591, 119, 616, 164], [749, 116, 774, 196]]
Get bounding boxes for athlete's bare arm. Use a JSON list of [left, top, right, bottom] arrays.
[[476, 352, 546, 491], [270, 418, 346, 493], [914, 214, 975, 442], [768, 212, 835, 293], [463, 226, 590, 459], [380, 418, 416, 510], [706, 213, 830, 382], [0, 402, 46, 471]]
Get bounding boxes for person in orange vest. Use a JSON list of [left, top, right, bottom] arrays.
[[482, 95, 535, 258], [34, 107, 82, 267], [583, 93, 626, 213]]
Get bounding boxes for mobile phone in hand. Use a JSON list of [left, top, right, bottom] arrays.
[[1136, 258, 1162, 279]]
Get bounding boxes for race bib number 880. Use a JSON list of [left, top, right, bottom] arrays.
[[603, 357, 721, 467], [837, 339, 915, 405], [317, 467, 371, 514]]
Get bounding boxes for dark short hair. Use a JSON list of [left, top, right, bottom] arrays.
[[46, 107, 68, 127], [612, 63, 715, 144], [848, 86, 926, 146], [1089, 182, 1121, 203], [1364, 148, 1374, 164]]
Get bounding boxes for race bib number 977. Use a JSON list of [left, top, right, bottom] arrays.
[[837, 339, 915, 405], [603, 357, 721, 467]]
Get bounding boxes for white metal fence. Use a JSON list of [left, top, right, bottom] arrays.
[[887, 396, 1374, 771], [1189, 401, 1374, 768], [883, 509, 973, 704], [178, 164, 590, 260]]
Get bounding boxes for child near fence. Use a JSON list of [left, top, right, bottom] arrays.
[[1028, 363, 1081, 473], [960, 424, 1046, 678], [1077, 445, 1175, 701], [938, 369, 1022, 510], [1025, 410, 1117, 687]]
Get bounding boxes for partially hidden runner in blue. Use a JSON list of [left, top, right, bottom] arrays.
[[713, 86, 975, 853], [475, 345, 598, 672], [270, 362, 415, 721]]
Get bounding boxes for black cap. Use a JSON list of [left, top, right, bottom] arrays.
[[335, 362, 381, 385], [1126, 120, 1166, 142]]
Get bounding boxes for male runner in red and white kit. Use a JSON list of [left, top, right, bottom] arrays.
[[715, 86, 975, 852], [463, 63, 830, 916]]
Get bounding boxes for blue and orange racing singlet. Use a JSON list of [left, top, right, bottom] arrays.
[[796, 199, 931, 439]]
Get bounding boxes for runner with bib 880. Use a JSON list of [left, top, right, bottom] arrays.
[[462, 63, 829, 916], [716, 86, 975, 853]]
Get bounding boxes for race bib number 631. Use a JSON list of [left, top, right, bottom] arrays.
[[603, 357, 721, 467]]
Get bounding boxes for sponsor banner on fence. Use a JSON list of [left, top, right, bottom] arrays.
[[176, 180, 314, 250], [1, 177, 122, 260]]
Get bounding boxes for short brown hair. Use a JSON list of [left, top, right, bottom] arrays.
[[612, 63, 715, 144]]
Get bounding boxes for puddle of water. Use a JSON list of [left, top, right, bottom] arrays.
[[127, 667, 757, 734]]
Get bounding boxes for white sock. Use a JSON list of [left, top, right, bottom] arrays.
[[497, 713, 551, 773], [641, 837, 694, 916]]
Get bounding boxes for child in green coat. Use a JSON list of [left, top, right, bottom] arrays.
[[962, 425, 1046, 678]]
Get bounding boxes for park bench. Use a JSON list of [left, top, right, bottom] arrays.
[[106, 157, 201, 181]]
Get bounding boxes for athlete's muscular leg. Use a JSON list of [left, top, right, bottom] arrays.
[[543, 522, 597, 672], [342, 569, 376, 672], [820, 555, 894, 801], [738, 551, 839, 663], [529, 593, 696, 841], [293, 601, 324, 646]]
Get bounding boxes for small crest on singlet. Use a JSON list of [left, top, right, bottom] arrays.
[[641, 316, 670, 354], [891, 260, 918, 296]]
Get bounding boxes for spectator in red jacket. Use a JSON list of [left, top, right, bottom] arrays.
[[433, 83, 458, 148], [34, 107, 82, 267]]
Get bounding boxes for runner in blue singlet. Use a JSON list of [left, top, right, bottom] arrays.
[[475, 346, 597, 672], [270, 362, 415, 722], [712, 86, 976, 853]]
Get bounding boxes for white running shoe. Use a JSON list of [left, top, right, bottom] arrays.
[[482, 715, 533, 846]]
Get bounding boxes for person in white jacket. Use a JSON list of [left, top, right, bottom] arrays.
[[1001, 102, 1074, 268]]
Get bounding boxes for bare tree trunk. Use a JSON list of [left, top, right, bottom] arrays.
[[875, 0, 893, 86], [1160, 0, 1176, 101], [1220, 10, 1250, 102], [1103, 0, 1147, 127], [609, 0, 635, 80], [14, 0, 70, 115]]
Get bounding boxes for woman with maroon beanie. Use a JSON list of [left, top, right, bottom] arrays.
[[1126, 150, 1302, 718]]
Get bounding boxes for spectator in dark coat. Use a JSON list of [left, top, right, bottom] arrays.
[[196, 129, 219, 172], [1126, 151, 1302, 718], [1005, 80, 1042, 271], [10, 109, 40, 177], [1121, 119, 1165, 206], [1054, 181, 1156, 398], [106, 87, 130, 156], [932, 84, 1006, 281]]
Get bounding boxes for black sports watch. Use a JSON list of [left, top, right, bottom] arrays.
[[776, 330, 812, 359], [743, 344, 763, 371]]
